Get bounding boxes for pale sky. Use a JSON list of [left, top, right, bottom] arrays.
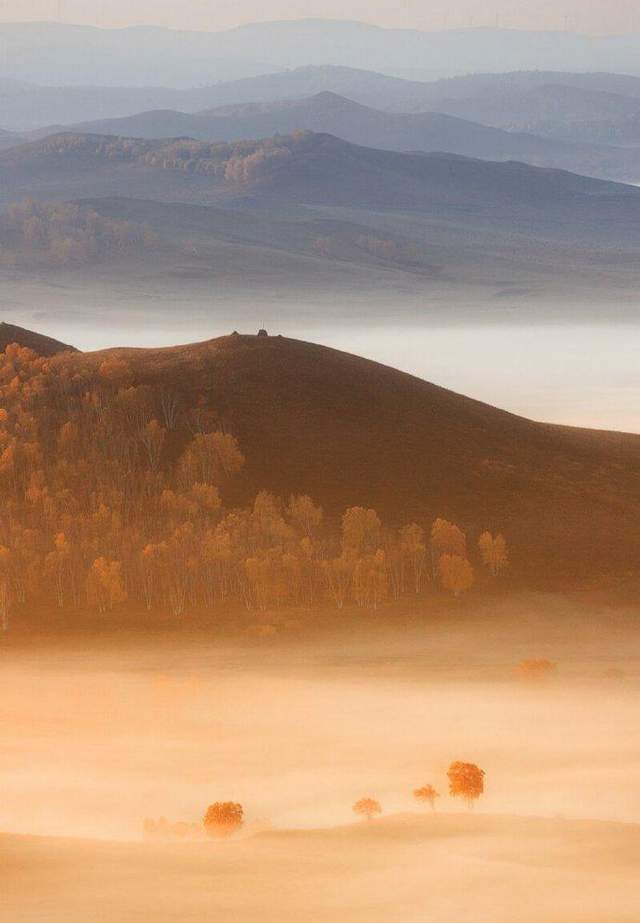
[[0, 0, 639, 35]]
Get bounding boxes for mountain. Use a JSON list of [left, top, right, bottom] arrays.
[[0, 322, 77, 355], [410, 70, 640, 103], [217, 21, 640, 77], [46, 92, 640, 184], [0, 66, 434, 131], [415, 80, 640, 146], [1, 130, 637, 213], [6, 66, 640, 139], [2, 21, 640, 89], [2, 131, 640, 301], [23, 329, 640, 581], [0, 21, 278, 88]]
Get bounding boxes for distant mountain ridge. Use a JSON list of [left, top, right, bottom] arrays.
[[1, 20, 640, 89], [33, 91, 640, 184], [4, 63, 640, 143], [1, 129, 635, 210], [2, 130, 640, 299]]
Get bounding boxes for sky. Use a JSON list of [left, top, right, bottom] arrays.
[[0, 0, 639, 34]]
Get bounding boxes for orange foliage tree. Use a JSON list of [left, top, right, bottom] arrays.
[[0, 339, 509, 625], [352, 797, 382, 821], [438, 554, 474, 598], [430, 518, 466, 577], [413, 784, 440, 811], [86, 557, 127, 612], [203, 802, 244, 838], [478, 531, 508, 576], [447, 762, 485, 808]]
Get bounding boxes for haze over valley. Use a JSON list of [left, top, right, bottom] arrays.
[[1, 11, 640, 923]]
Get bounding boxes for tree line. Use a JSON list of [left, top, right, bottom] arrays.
[[0, 200, 158, 269], [37, 130, 315, 188], [0, 344, 507, 630]]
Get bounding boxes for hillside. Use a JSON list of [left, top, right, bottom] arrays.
[[3, 814, 639, 922], [0, 66, 434, 131], [45, 92, 640, 184], [8, 330, 640, 585], [0, 322, 77, 356], [1, 130, 638, 219], [2, 131, 640, 300], [10, 67, 640, 134], [424, 82, 640, 146]]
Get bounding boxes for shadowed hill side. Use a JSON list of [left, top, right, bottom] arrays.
[[2, 131, 639, 231], [0, 322, 77, 356], [64, 333, 640, 581], [45, 92, 640, 185]]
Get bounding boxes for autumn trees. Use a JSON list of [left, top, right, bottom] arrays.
[[0, 342, 510, 627], [353, 798, 382, 821], [447, 762, 485, 808], [203, 802, 244, 838], [478, 531, 508, 576], [0, 200, 158, 269], [413, 784, 440, 811]]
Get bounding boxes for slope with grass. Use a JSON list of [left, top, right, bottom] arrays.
[[26, 330, 640, 582]]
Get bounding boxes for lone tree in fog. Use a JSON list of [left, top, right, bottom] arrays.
[[203, 802, 244, 838], [447, 762, 485, 808], [353, 797, 382, 822], [413, 784, 440, 811]]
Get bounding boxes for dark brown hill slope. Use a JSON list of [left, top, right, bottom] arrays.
[[0, 322, 77, 356], [75, 333, 640, 582]]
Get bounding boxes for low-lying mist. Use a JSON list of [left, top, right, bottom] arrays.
[[1, 600, 638, 842]]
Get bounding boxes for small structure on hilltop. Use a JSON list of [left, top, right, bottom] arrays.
[[257, 328, 269, 337]]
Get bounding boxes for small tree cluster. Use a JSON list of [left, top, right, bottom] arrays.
[[203, 802, 244, 838], [0, 200, 158, 268]]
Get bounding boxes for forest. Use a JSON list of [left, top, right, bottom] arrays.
[[28, 130, 317, 188], [0, 344, 507, 630], [0, 201, 158, 269]]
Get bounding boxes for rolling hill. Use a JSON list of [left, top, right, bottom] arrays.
[[1, 130, 637, 216], [4, 814, 639, 922], [46, 92, 640, 184], [25, 329, 640, 582], [0, 322, 77, 356], [419, 82, 640, 146], [2, 131, 640, 300], [6, 65, 640, 149], [0, 66, 435, 132]]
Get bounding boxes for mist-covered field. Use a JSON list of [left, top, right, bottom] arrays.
[[2, 602, 639, 920]]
